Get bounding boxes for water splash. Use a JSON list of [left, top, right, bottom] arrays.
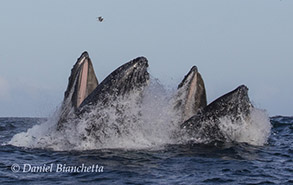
[[8, 79, 271, 151], [218, 108, 271, 146]]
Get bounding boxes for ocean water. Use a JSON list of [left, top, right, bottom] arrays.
[[0, 79, 292, 184], [0, 116, 292, 185]]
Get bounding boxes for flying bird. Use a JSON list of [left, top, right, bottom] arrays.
[[97, 16, 104, 22]]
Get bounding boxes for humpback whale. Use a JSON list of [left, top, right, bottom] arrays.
[[181, 85, 253, 143], [56, 51, 260, 145], [173, 66, 207, 123], [57, 53, 149, 130]]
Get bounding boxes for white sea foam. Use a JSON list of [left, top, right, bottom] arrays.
[[8, 79, 271, 150], [218, 108, 271, 146]]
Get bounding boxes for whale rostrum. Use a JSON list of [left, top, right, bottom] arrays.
[[78, 56, 149, 112], [181, 85, 253, 143]]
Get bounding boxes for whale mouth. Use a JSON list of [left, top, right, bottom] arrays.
[[173, 66, 207, 123], [72, 52, 98, 108], [62, 52, 98, 109], [56, 52, 98, 129]]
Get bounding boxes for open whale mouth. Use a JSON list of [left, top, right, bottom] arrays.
[[63, 52, 98, 109], [173, 66, 207, 123], [75, 54, 97, 107]]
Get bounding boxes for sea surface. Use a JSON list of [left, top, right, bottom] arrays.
[[0, 116, 292, 185]]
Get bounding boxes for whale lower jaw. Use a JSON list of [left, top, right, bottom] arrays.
[[173, 66, 207, 123], [57, 52, 98, 127], [63, 51, 98, 109]]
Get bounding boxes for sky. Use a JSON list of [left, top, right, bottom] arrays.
[[0, 0, 292, 117]]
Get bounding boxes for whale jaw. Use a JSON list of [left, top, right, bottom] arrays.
[[57, 52, 98, 128], [63, 51, 98, 109], [174, 66, 207, 123]]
